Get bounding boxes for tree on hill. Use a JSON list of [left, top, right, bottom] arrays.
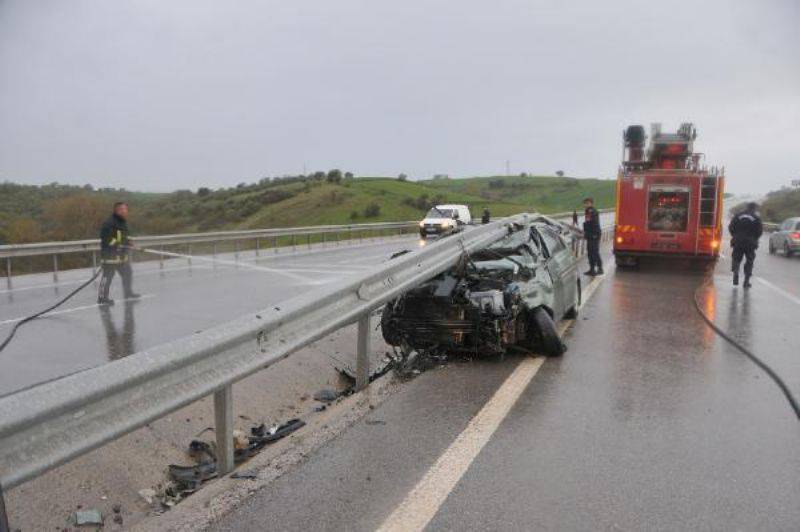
[[397, 173, 408, 181], [556, 170, 564, 177], [326, 169, 342, 184]]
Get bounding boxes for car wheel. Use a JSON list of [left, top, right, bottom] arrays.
[[380, 302, 402, 346], [564, 279, 581, 319], [785, 243, 794, 257], [530, 307, 565, 357]]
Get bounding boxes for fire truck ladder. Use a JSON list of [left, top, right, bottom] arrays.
[[695, 176, 719, 254]]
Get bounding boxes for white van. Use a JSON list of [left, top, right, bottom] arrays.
[[418, 204, 472, 239]]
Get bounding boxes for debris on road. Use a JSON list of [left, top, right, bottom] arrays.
[[74, 508, 103, 526], [138, 488, 157, 505], [313, 389, 339, 403], [159, 418, 307, 508]]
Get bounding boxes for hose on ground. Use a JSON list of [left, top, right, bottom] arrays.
[[0, 268, 102, 354], [693, 277, 800, 420]]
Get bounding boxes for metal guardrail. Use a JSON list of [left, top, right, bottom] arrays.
[[0, 208, 614, 288], [0, 221, 418, 288], [0, 213, 539, 492]]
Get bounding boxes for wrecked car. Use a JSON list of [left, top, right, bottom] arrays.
[[382, 217, 581, 358]]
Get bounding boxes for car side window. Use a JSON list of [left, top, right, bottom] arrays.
[[795, 222, 800, 231], [540, 227, 566, 255], [530, 228, 550, 259]]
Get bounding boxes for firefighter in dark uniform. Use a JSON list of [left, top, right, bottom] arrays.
[[729, 202, 763, 288], [98, 202, 140, 305], [481, 207, 491, 224], [583, 197, 603, 276]]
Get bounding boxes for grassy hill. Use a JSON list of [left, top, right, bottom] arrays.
[[0, 174, 615, 244]]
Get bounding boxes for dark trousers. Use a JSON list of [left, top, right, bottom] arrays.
[[731, 245, 756, 277], [587, 237, 603, 271], [98, 261, 134, 300]]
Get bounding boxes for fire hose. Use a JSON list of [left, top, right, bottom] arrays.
[[693, 277, 800, 420]]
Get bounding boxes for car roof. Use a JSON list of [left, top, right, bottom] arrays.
[[435, 204, 468, 209]]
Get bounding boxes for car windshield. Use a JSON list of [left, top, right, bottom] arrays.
[[427, 207, 454, 218]]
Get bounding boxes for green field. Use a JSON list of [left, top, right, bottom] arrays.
[[0, 174, 616, 244]]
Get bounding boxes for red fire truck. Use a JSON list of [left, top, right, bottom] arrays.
[[614, 122, 725, 266]]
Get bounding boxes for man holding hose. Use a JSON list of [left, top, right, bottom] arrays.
[[98, 202, 140, 305]]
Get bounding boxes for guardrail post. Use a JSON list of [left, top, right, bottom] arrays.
[[187, 245, 192, 266], [0, 481, 9, 532], [273, 236, 278, 253], [321, 232, 326, 248], [5, 258, 11, 290], [214, 385, 235, 476], [306, 234, 311, 249], [292, 234, 296, 251], [159, 246, 165, 269], [255, 238, 260, 257], [52, 254, 59, 283], [212, 242, 217, 259], [356, 314, 370, 391], [235, 241, 240, 261], [336, 232, 340, 246]]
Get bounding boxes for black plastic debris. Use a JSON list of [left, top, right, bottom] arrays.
[[334, 357, 396, 394], [165, 418, 306, 505]]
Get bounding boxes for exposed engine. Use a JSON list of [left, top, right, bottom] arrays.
[[381, 270, 529, 356]]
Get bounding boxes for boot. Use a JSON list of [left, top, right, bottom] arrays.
[[732, 271, 739, 286], [743, 275, 752, 289], [596, 267, 604, 275], [98, 297, 115, 306], [584, 268, 596, 276]]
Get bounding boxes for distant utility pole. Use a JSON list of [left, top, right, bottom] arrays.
[[505, 160, 510, 176]]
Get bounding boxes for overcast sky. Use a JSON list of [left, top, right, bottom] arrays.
[[1, 0, 798, 194]]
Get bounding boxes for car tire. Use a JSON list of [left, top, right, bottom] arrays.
[[785, 243, 794, 257], [530, 307, 565, 357], [380, 302, 402, 346], [564, 279, 581, 319]]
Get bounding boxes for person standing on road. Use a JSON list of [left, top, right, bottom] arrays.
[[583, 197, 603, 276], [482, 207, 491, 224], [98, 202, 140, 305], [729, 202, 763, 288]]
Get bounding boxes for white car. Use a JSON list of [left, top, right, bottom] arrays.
[[419, 204, 472, 239]]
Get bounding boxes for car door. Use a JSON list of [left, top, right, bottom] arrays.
[[537, 225, 577, 318], [537, 225, 577, 319]]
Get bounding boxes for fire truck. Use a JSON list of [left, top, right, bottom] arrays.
[[614, 122, 725, 266]]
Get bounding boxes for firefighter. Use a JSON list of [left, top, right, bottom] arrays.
[[583, 197, 603, 276], [729, 202, 763, 288], [481, 207, 491, 224], [98, 202, 140, 305]]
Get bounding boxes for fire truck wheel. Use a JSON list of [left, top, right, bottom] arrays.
[[564, 279, 581, 319], [531, 307, 565, 357]]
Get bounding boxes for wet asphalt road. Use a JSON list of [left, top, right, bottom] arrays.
[[0, 236, 419, 395], [213, 239, 799, 531]]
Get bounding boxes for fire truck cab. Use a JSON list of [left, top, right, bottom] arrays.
[[614, 123, 724, 266]]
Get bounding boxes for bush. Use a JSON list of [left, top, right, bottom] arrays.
[[363, 203, 381, 217], [397, 173, 408, 181], [350, 210, 360, 220]]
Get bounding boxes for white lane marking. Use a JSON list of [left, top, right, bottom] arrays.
[[376, 357, 545, 532], [141, 248, 326, 284], [0, 294, 156, 326], [756, 277, 800, 306], [378, 270, 608, 532]]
